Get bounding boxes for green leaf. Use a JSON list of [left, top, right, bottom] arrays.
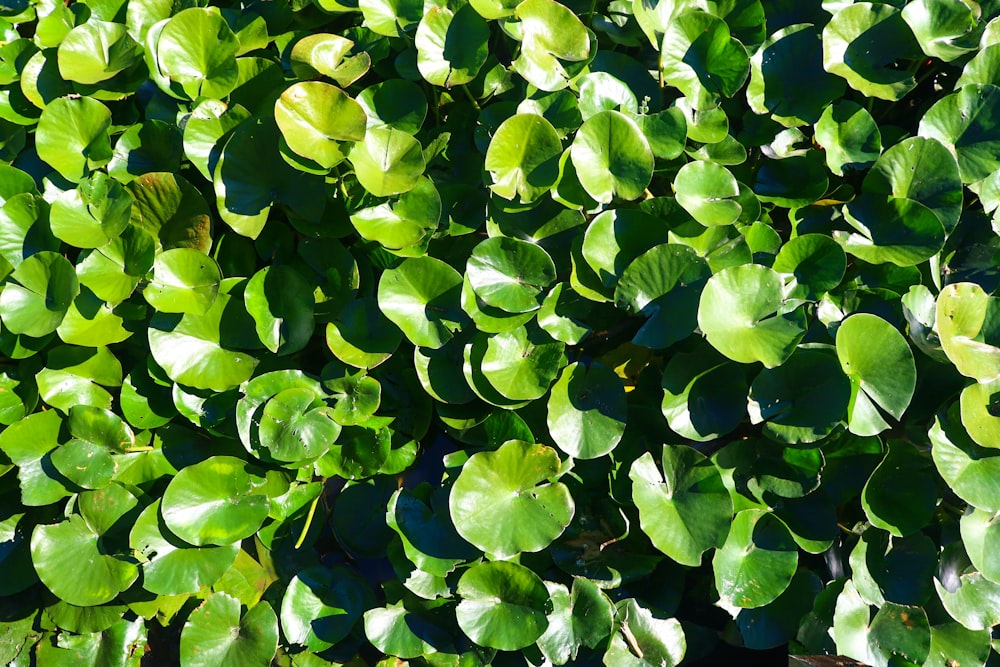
[[274, 82, 366, 170], [349, 126, 426, 197], [363, 603, 453, 659], [326, 297, 402, 370], [31, 515, 138, 607], [467, 236, 556, 314], [931, 404, 1000, 512], [603, 598, 686, 667], [244, 265, 315, 355], [179, 593, 277, 667], [836, 313, 916, 435], [130, 500, 238, 596], [57, 20, 140, 84], [960, 507, 1000, 584], [901, 0, 981, 62], [50, 172, 133, 249], [255, 388, 338, 465], [659, 10, 749, 110], [834, 581, 931, 667], [660, 345, 748, 442], [152, 8, 239, 100], [925, 622, 991, 667], [377, 256, 465, 349], [481, 323, 566, 401], [351, 176, 440, 253], [919, 84, 1000, 183], [772, 234, 847, 300], [0, 251, 78, 337], [814, 101, 882, 176], [960, 380, 1000, 449], [415, 5, 489, 87], [936, 282, 1000, 383], [485, 113, 563, 203], [546, 361, 626, 459], [864, 136, 963, 232], [160, 456, 269, 547], [630, 446, 733, 567], [280, 566, 371, 652], [748, 23, 844, 125], [35, 96, 112, 182], [456, 560, 549, 650], [449, 439, 574, 558], [697, 264, 807, 368], [571, 110, 653, 203], [510, 0, 590, 91], [934, 571, 1000, 631], [862, 441, 936, 537], [126, 173, 212, 253], [148, 280, 259, 391], [712, 509, 798, 610], [356, 79, 427, 135], [674, 160, 742, 226], [823, 3, 921, 100], [143, 248, 221, 316], [748, 348, 851, 444], [537, 578, 614, 663]]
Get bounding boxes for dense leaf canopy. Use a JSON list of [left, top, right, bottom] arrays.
[[0, 0, 999, 665]]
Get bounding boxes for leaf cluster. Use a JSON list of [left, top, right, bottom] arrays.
[[1, 0, 1000, 666]]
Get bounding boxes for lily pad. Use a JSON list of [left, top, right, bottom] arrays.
[[449, 439, 574, 558], [697, 264, 807, 368], [713, 509, 798, 610], [570, 110, 653, 203], [160, 456, 270, 547], [455, 560, 550, 650], [179, 593, 277, 667], [546, 361, 626, 460], [630, 446, 733, 567]]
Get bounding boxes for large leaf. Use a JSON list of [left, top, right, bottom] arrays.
[[148, 280, 259, 391], [510, 0, 590, 91], [836, 313, 916, 436], [377, 256, 466, 348], [275, 82, 366, 169], [697, 264, 807, 368], [485, 113, 563, 203], [160, 456, 270, 547], [415, 5, 489, 87], [713, 509, 798, 610], [919, 84, 1000, 183], [570, 110, 653, 203], [35, 97, 112, 182], [630, 446, 733, 567], [31, 515, 138, 607], [0, 251, 78, 337], [659, 10, 749, 110], [179, 593, 277, 667], [152, 8, 239, 100], [546, 361, 626, 459], [455, 560, 549, 650], [823, 3, 921, 100], [449, 439, 574, 558], [936, 282, 1000, 383]]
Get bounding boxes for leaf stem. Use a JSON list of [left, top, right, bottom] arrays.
[[294, 492, 322, 550], [460, 85, 481, 112]]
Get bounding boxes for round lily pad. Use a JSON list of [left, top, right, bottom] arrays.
[[630, 446, 733, 567], [280, 566, 372, 652], [546, 361, 626, 459], [143, 248, 221, 316], [836, 313, 916, 436], [674, 160, 742, 227], [571, 110, 653, 203], [179, 593, 278, 667], [456, 560, 550, 650], [130, 500, 238, 596], [919, 83, 1000, 183], [377, 256, 466, 349], [480, 323, 566, 401], [449, 439, 574, 558], [31, 515, 138, 607], [275, 81, 366, 169], [712, 509, 798, 610], [467, 236, 556, 314], [160, 455, 270, 546], [697, 264, 807, 368], [0, 251, 78, 338]]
